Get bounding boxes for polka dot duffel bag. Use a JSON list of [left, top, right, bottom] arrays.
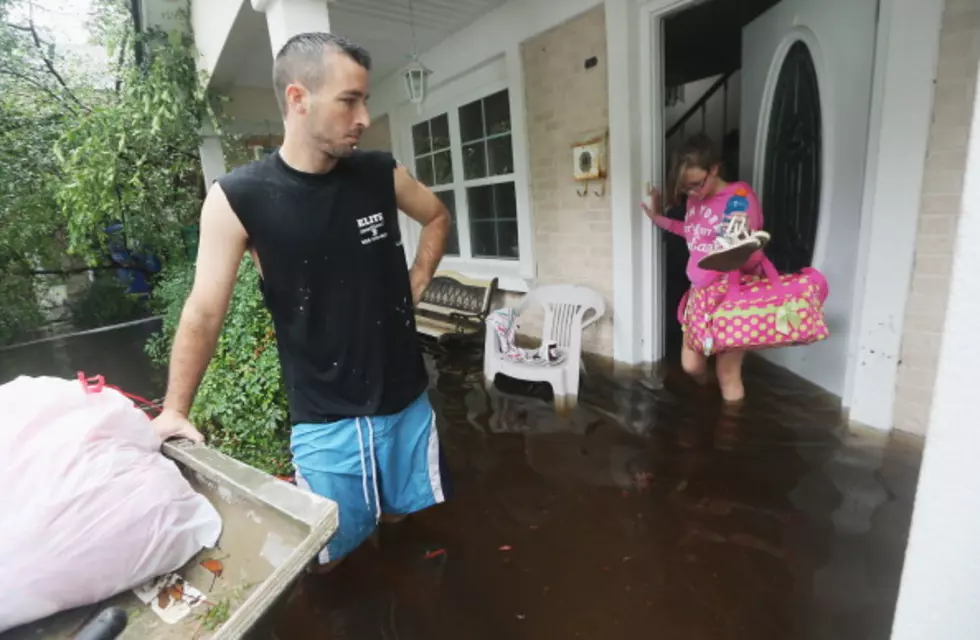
[[680, 256, 829, 357]]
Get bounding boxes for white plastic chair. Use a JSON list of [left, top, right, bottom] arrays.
[[483, 284, 606, 411]]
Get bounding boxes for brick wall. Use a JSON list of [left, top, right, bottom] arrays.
[[360, 113, 393, 153], [893, 0, 979, 435], [515, 5, 614, 357]]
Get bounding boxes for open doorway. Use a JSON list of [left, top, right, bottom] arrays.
[[642, 0, 881, 397], [659, 0, 781, 355]]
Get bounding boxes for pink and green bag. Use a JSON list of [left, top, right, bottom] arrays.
[[680, 257, 829, 356]]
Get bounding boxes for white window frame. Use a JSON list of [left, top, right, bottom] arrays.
[[408, 113, 460, 255], [392, 61, 535, 292]]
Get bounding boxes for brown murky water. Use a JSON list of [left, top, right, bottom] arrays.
[[0, 323, 921, 640]]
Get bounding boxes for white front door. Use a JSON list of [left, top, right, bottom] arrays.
[[739, 0, 878, 396]]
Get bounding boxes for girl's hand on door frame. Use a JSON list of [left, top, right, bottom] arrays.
[[640, 182, 663, 221]]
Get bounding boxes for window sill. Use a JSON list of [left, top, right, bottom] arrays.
[[438, 256, 532, 293]]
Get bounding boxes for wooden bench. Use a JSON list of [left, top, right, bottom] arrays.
[[415, 271, 498, 341]]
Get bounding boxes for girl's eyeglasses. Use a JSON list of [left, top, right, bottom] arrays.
[[683, 176, 708, 195]]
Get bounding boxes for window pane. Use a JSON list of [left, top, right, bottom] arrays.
[[493, 182, 517, 219], [434, 190, 459, 256], [467, 184, 494, 221], [430, 114, 451, 152], [459, 99, 484, 143], [484, 90, 511, 136], [468, 183, 517, 221], [462, 141, 487, 180], [412, 121, 431, 155], [496, 220, 520, 259], [471, 221, 520, 260], [487, 134, 514, 176], [470, 221, 497, 258], [433, 150, 453, 185], [415, 155, 434, 186], [465, 183, 520, 260]]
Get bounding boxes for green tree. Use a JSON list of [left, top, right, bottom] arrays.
[[0, 0, 226, 342], [54, 1, 222, 264], [0, 0, 77, 342]]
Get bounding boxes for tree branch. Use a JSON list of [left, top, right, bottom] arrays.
[[114, 27, 129, 94], [25, 1, 90, 112], [0, 65, 79, 114]]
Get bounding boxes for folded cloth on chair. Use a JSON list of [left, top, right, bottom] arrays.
[[486, 308, 567, 366]]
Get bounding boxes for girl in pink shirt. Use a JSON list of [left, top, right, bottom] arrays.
[[641, 134, 767, 402]]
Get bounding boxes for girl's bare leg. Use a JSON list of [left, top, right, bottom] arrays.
[[681, 343, 710, 385], [716, 350, 746, 402]]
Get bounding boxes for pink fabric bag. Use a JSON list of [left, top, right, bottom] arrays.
[[680, 256, 829, 356], [0, 375, 222, 631]]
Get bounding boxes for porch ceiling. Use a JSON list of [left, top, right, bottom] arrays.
[[214, 0, 510, 91]]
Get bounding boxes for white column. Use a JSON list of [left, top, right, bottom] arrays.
[[198, 135, 227, 190], [505, 45, 536, 283], [889, 64, 980, 639], [251, 0, 331, 57], [846, 0, 944, 430], [606, 0, 644, 367]]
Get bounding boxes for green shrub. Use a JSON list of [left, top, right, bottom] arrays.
[[147, 258, 292, 475], [70, 271, 148, 330], [0, 274, 42, 347]]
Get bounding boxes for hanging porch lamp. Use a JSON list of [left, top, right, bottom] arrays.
[[402, 0, 430, 111], [403, 56, 432, 110]]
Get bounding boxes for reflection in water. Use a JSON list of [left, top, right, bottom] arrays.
[[0, 325, 921, 640], [0, 320, 166, 400]]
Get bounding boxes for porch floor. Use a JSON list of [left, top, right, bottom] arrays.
[[0, 324, 921, 639]]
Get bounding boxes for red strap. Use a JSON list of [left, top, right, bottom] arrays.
[[77, 372, 105, 394], [77, 371, 163, 415]]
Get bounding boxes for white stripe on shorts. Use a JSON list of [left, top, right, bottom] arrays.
[[294, 469, 332, 565], [426, 410, 445, 503]]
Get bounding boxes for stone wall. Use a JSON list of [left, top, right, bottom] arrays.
[[514, 5, 614, 357]]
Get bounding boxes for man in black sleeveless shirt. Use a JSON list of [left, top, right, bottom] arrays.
[[152, 33, 451, 568]]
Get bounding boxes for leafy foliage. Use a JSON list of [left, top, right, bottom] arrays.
[[53, 8, 220, 263], [69, 271, 149, 330], [0, 0, 223, 335], [0, 0, 76, 343], [0, 272, 43, 346], [147, 259, 292, 476]]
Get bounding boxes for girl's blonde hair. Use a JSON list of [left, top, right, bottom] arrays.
[[667, 133, 722, 205]]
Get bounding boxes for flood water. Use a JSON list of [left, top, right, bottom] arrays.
[[0, 321, 921, 640]]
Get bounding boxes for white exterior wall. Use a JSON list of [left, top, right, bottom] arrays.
[[190, 0, 245, 79], [222, 86, 283, 135], [367, 0, 604, 120]]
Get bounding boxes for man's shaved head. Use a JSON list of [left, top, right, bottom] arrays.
[[273, 32, 373, 161], [273, 32, 372, 117]]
